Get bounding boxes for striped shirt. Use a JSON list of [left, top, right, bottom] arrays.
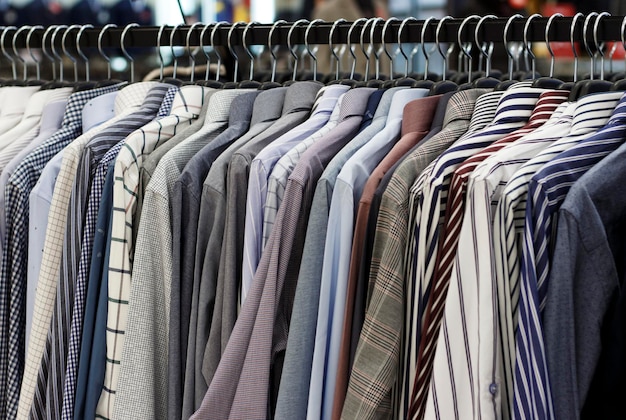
[[96, 85, 208, 420]]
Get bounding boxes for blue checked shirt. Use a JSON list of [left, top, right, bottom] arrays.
[[0, 83, 123, 420]]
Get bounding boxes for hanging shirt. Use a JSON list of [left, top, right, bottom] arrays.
[[59, 83, 173, 420], [113, 88, 251, 420], [191, 86, 375, 420], [311, 88, 429, 420], [0, 86, 41, 135], [170, 87, 284, 420], [423, 90, 622, 420], [276, 86, 401, 420], [241, 84, 348, 303], [514, 92, 626, 420], [95, 85, 209, 420], [342, 88, 490, 420], [0, 83, 122, 420]]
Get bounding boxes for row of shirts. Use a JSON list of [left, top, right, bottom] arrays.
[[0, 76, 621, 420]]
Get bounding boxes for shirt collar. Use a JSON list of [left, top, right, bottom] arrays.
[[0, 86, 41, 117], [402, 94, 442, 135], [527, 90, 571, 125], [570, 91, 623, 134], [114, 81, 160, 114], [227, 91, 260, 126], [310, 84, 350, 116], [490, 88, 544, 124], [281, 80, 324, 115], [442, 88, 491, 127], [606, 91, 626, 124], [82, 91, 117, 130], [250, 87, 288, 126], [337, 87, 376, 121], [21, 87, 73, 119], [203, 89, 252, 124], [385, 88, 429, 122], [39, 99, 68, 132], [464, 90, 504, 130], [169, 85, 208, 117]]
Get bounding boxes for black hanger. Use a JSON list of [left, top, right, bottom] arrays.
[[195, 22, 226, 89], [532, 14, 567, 89], [469, 15, 503, 89]]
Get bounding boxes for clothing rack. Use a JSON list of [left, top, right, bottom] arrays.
[[4, 16, 626, 50]]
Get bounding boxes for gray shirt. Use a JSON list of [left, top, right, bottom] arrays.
[[544, 140, 626, 420], [168, 87, 282, 420]]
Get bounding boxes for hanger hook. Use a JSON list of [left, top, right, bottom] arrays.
[[570, 12, 584, 82], [381, 17, 399, 79], [1, 26, 17, 79], [62, 25, 81, 82], [328, 19, 345, 79], [523, 13, 541, 79], [398, 17, 418, 77], [42, 25, 58, 80], [582, 12, 599, 80], [210, 21, 227, 82], [76, 24, 93, 82], [287, 19, 308, 81], [304, 19, 323, 81], [186, 22, 203, 82], [458, 15, 479, 82], [268, 20, 287, 83], [593, 12, 611, 81], [475, 15, 496, 76], [420, 17, 436, 80], [503, 14, 524, 80], [12, 26, 30, 80], [169, 23, 183, 79], [368, 17, 383, 81], [545, 13, 563, 78], [347, 18, 367, 80], [359, 18, 374, 81], [435, 16, 453, 81], [227, 21, 246, 83], [243, 21, 259, 81], [51, 25, 68, 81], [26, 25, 43, 80], [200, 23, 213, 81], [156, 24, 168, 80], [121, 23, 139, 83], [98, 23, 116, 80]]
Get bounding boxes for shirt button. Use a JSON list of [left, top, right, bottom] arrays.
[[489, 383, 498, 395]]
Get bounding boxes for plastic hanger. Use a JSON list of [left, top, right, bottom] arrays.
[[470, 15, 501, 88], [531, 13, 567, 89], [569, 13, 612, 101], [494, 14, 524, 91], [428, 16, 459, 95]]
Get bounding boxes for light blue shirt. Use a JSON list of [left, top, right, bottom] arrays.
[[240, 84, 349, 303], [25, 92, 116, 351], [307, 88, 428, 420]]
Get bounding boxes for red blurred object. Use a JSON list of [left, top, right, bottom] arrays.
[[509, 0, 528, 9]]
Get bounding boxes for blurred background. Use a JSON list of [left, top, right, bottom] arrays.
[[0, 0, 624, 83]]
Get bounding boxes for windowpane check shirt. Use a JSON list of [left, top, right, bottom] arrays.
[[96, 85, 208, 420]]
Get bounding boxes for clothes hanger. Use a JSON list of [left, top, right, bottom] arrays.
[[24, 25, 46, 86], [302, 19, 326, 83], [236, 21, 263, 88], [281, 19, 309, 86], [411, 17, 437, 89], [428, 16, 460, 95], [68, 24, 99, 90], [558, 13, 584, 92], [96, 24, 125, 87], [531, 13, 567, 89], [58, 25, 94, 91], [569, 12, 613, 101], [455, 15, 481, 90], [1, 26, 25, 86], [470, 15, 501, 88], [220, 21, 249, 88], [360, 17, 385, 88], [38, 25, 69, 89], [196, 21, 227, 88], [611, 16, 626, 90], [327, 18, 362, 87], [392, 17, 420, 87], [259, 20, 287, 90], [495, 14, 525, 91], [183, 22, 204, 86], [407, 18, 439, 82], [380, 17, 401, 88], [12, 25, 44, 86]]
